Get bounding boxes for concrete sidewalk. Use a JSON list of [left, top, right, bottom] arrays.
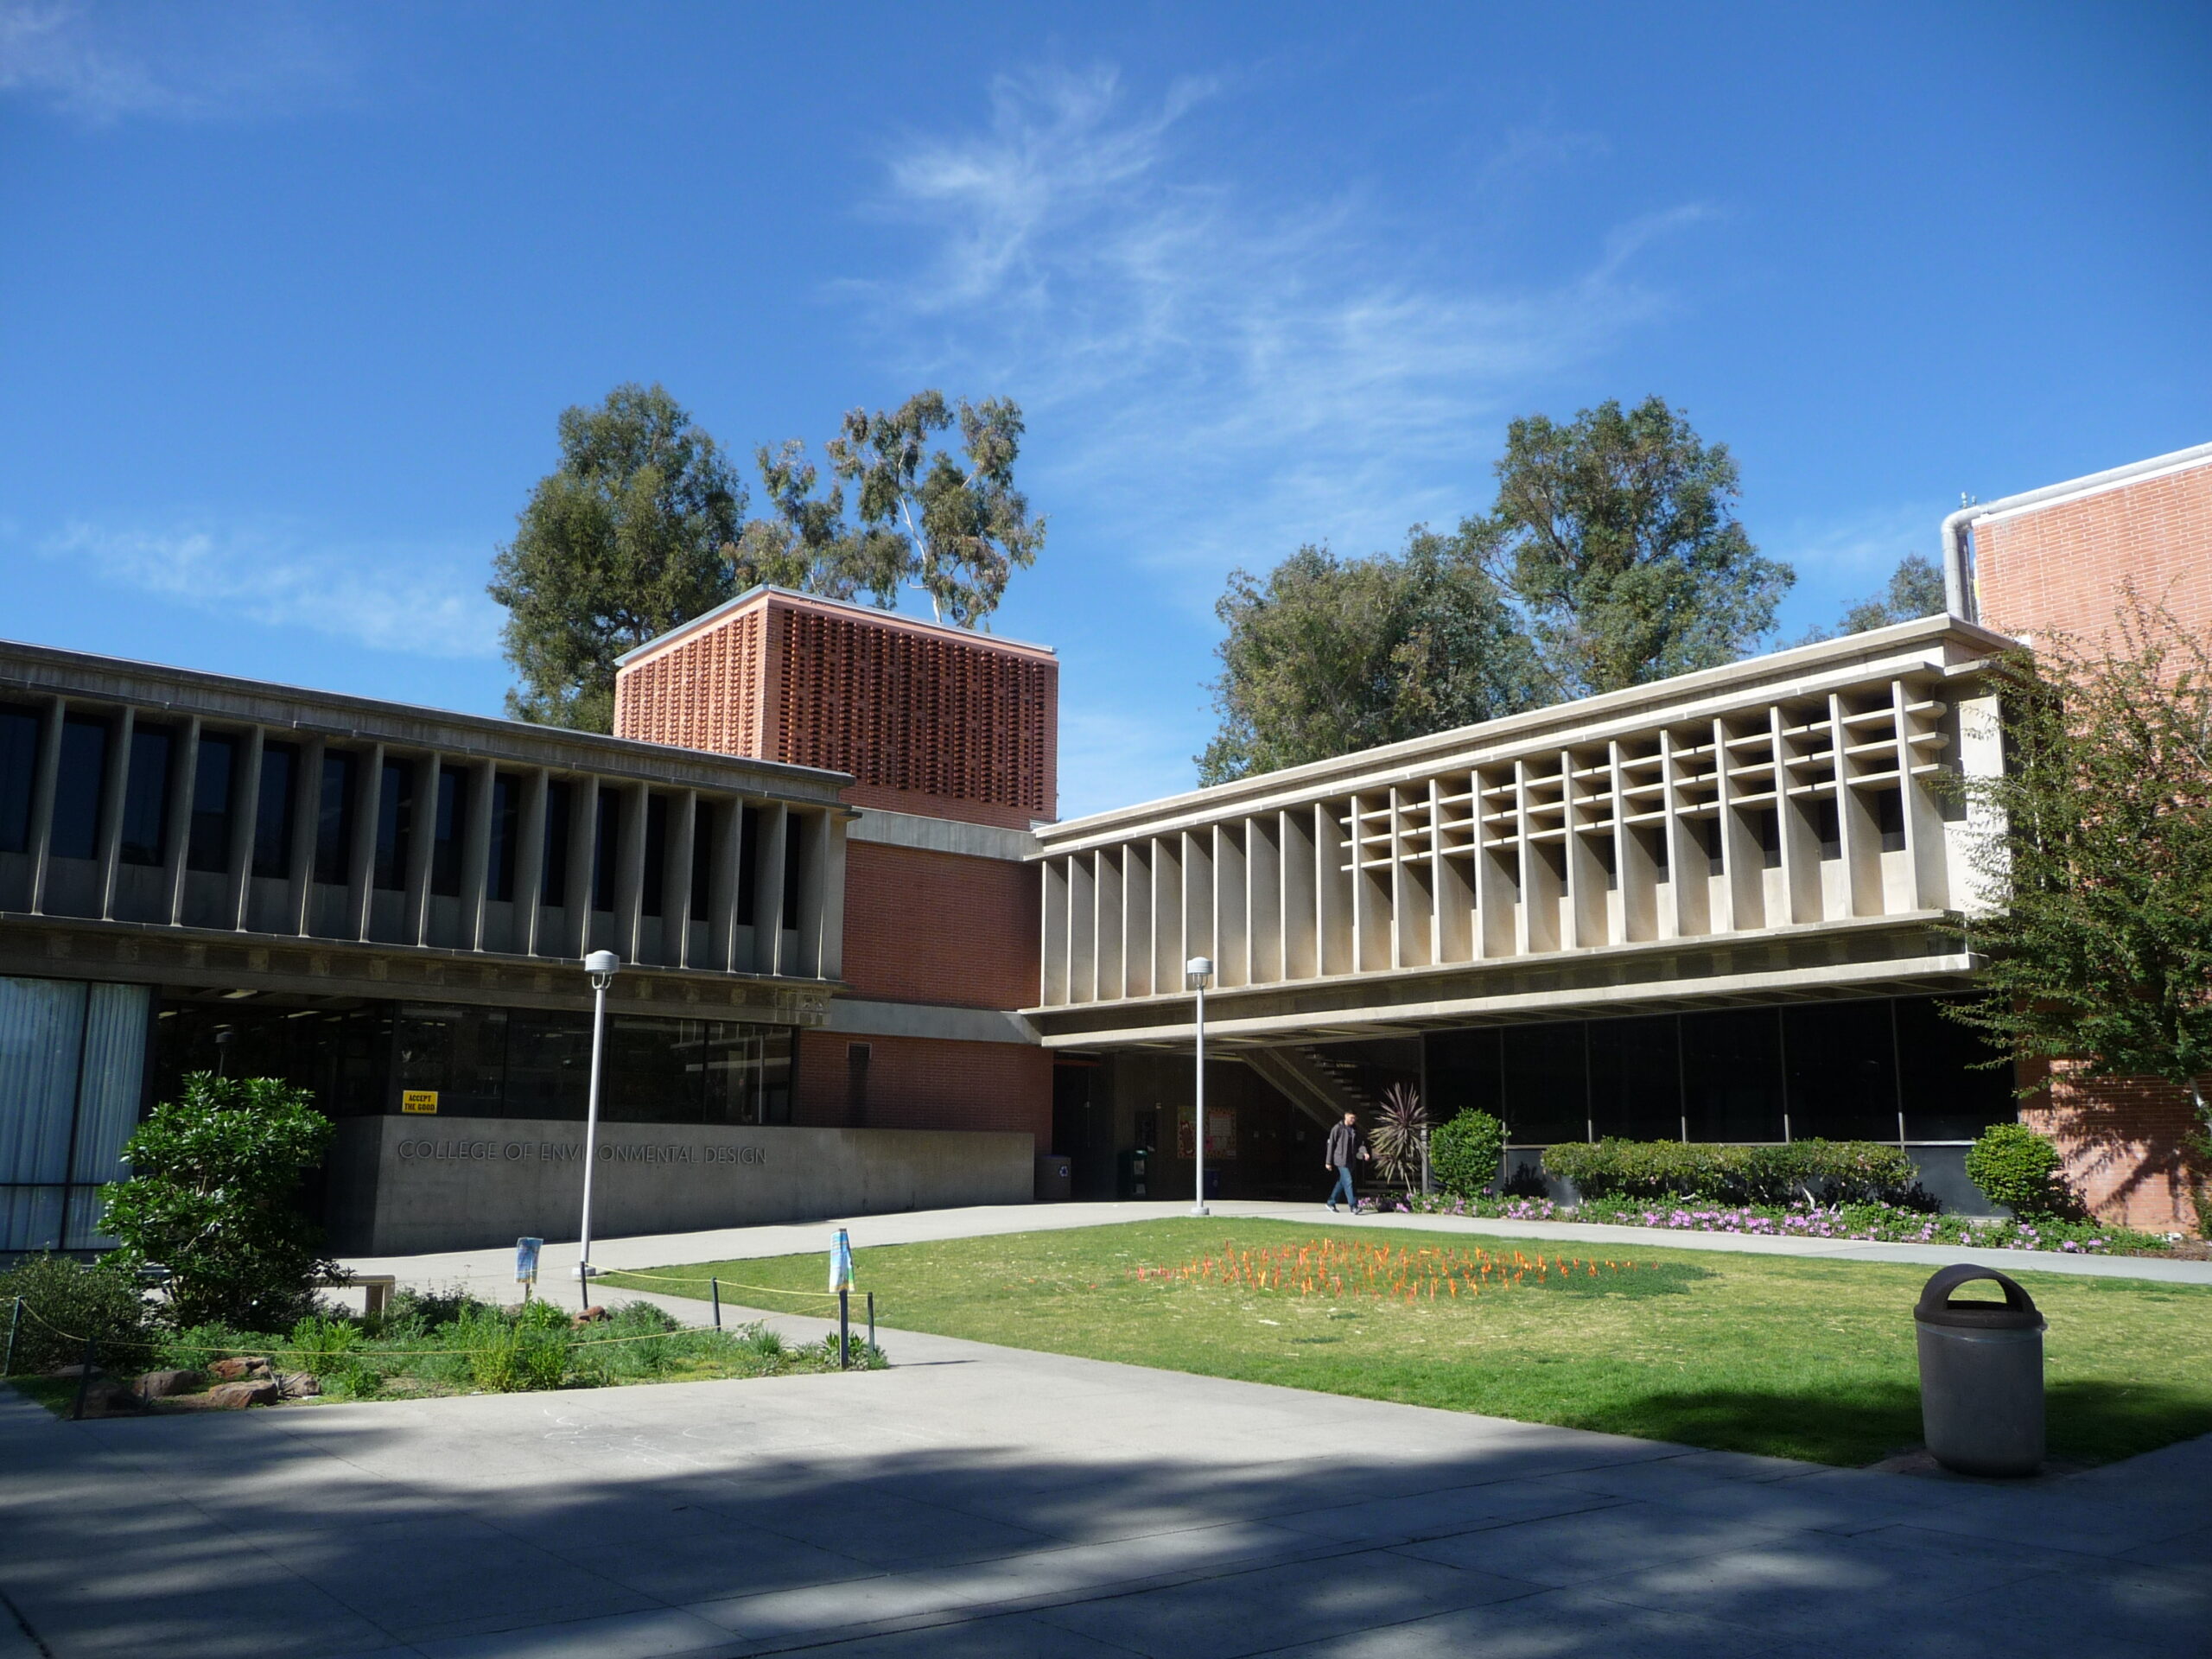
[[339, 1199, 2212, 1308], [3, 1289, 2207, 1658]]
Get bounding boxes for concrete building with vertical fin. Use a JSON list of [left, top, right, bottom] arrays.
[[1, 442, 2206, 1254]]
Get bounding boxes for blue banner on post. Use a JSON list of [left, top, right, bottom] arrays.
[[829, 1227, 854, 1292], [516, 1236, 543, 1283]]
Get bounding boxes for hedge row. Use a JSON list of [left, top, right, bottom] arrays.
[[1539, 1138, 1927, 1208]]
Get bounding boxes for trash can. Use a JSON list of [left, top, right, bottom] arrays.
[[1034, 1153, 1071, 1203], [1914, 1264, 2046, 1477]]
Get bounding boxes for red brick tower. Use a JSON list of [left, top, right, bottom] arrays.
[[615, 588, 1054, 1153], [1960, 442, 2212, 1229]]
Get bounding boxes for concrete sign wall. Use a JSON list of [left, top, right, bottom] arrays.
[[328, 1116, 1034, 1254]]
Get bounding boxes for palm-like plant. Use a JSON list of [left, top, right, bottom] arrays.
[[1370, 1084, 1430, 1192]]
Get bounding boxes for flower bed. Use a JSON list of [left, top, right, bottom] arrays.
[[1388, 1192, 2174, 1254]]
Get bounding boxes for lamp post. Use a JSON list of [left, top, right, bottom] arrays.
[[575, 949, 620, 1306], [1185, 956, 1213, 1217]]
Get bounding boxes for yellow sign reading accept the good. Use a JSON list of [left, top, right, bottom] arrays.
[[400, 1090, 440, 1115]]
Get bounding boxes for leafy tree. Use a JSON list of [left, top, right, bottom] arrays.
[[0, 1255, 159, 1375], [1485, 396, 1794, 697], [101, 1074, 337, 1331], [490, 384, 756, 732], [733, 440, 906, 608], [825, 391, 1046, 627], [1943, 600, 2212, 1133], [1835, 553, 1947, 637], [1199, 527, 1541, 785]]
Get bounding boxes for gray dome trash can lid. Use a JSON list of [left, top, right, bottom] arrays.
[[1915, 1264, 2045, 1332]]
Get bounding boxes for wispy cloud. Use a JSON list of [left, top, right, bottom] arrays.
[[855, 66, 1718, 603], [0, 0, 342, 123], [1768, 499, 1945, 635], [42, 521, 502, 659]]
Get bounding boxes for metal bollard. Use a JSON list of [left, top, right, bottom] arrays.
[[710, 1278, 721, 1330], [1915, 1265, 2046, 1477], [838, 1287, 849, 1370], [867, 1291, 875, 1355]]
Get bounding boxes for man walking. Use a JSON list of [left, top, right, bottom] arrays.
[[1325, 1111, 1367, 1213]]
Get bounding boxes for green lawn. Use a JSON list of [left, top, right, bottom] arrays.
[[604, 1219, 2212, 1467]]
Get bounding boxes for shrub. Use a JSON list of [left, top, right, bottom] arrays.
[[1966, 1122, 2079, 1220], [1540, 1138, 1923, 1207], [0, 1255, 159, 1376], [1370, 1084, 1430, 1191], [101, 1073, 337, 1330], [1428, 1109, 1508, 1198]]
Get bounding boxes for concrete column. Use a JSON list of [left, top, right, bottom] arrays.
[[715, 796, 747, 972], [666, 787, 697, 968], [613, 783, 647, 963], [95, 706, 133, 920], [1315, 803, 1351, 976], [226, 726, 264, 930], [514, 768, 550, 957], [1897, 679, 1953, 911], [564, 774, 598, 957], [348, 742, 385, 942], [1067, 848, 1096, 1001], [816, 807, 847, 982], [793, 806, 832, 978], [461, 760, 495, 950], [1279, 809, 1317, 980], [25, 696, 65, 915], [162, 716, 200, 925], [1833, 693, 1882, 918], [1039, 855, 1069, 1005], [402, 750, 440, 945], [1773, 707, 1821, 925], [289, 736, 323, 937]]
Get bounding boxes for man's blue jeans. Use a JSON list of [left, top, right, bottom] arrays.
[[1327, 1166, 1356, 1210]]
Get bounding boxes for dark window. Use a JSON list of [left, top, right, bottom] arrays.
[[1588, 1014, 1682, 1141], [847, 1042, 871, 1126], [1681, 1007, 1783, 1141], [118, 724, 174, 866], [1756, 810, 1781, 869], [187, 734, 237, 873], [1782, 1000, 1897, 1141], [1896, 995, 2016, 1141], [1423, 1027, 1503, 1122], [430, 766, 467, 898], [1643, 827, 1667, 881], [1501, 1022, 1586, 1145], [1813, 798, 1840, 858], [541, 781, 571, 905], [781, 818, 803, 928], [641, 793, 668, 917], [373, 759, 414, 891], [52, 716, 109, 861], [314, 751, 356, 884], [487, 773, 520, 904], [252, 743, 297, 878], [0, 705, 39, 855], [689, 799, 714, 921], [1875, 789, 1906, 853], [736, 805, 760, 925], [591, 789, 620, 912]]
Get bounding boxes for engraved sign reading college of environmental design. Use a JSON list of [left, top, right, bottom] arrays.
[[393, 1139, 768, 1167]]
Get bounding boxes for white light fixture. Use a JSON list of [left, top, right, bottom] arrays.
[[575, 949, 620, 1302], [1185, 956, 1213, 1217]]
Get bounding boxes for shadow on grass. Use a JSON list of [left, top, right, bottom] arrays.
[[1592, 1377, 2212, 1468]]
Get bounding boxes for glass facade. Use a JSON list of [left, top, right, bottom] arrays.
[[0, 976, 151, 1252], [149, 995, 795, 1129], [1422, 995, 2012, 1146]]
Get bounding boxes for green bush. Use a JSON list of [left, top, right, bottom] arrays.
[[1428, 1109, 1508, 1198], [0, 1255, 160, 1376], [101, 1073, 336, 1330], [1965, 1122, 2079, 1220], [1540, 1138, 1924, 1207]]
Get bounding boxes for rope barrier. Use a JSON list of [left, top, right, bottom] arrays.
[[597, 1268, 847, 1301]]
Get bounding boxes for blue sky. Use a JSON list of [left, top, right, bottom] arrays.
[[4, 3, 2208, 817]]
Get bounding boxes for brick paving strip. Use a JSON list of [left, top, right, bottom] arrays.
[[0, 1204, 2205, 1658]]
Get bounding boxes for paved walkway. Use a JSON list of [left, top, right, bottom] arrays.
[[3, 1298, 2206, 1659], [339, 1200, 2212, 1309]]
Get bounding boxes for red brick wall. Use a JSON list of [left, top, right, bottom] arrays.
[[2019, 1059, 2206, 1232], [840, 840, 1039, 1009], [794, 1027, 1050, 1144], [1977, 457, 2212, 1232], [613, 589, 1058, 830], [1976, 459, 2212, 646]]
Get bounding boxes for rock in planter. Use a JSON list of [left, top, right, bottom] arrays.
[[208, 1357, 270, 1382], [574, 1306, 609, 1326], [77, 1381, 143, 1417], [136, 1369, 207, 1399], [206, 1379, 280, 1408], [276, 1372, 321, 1400]]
